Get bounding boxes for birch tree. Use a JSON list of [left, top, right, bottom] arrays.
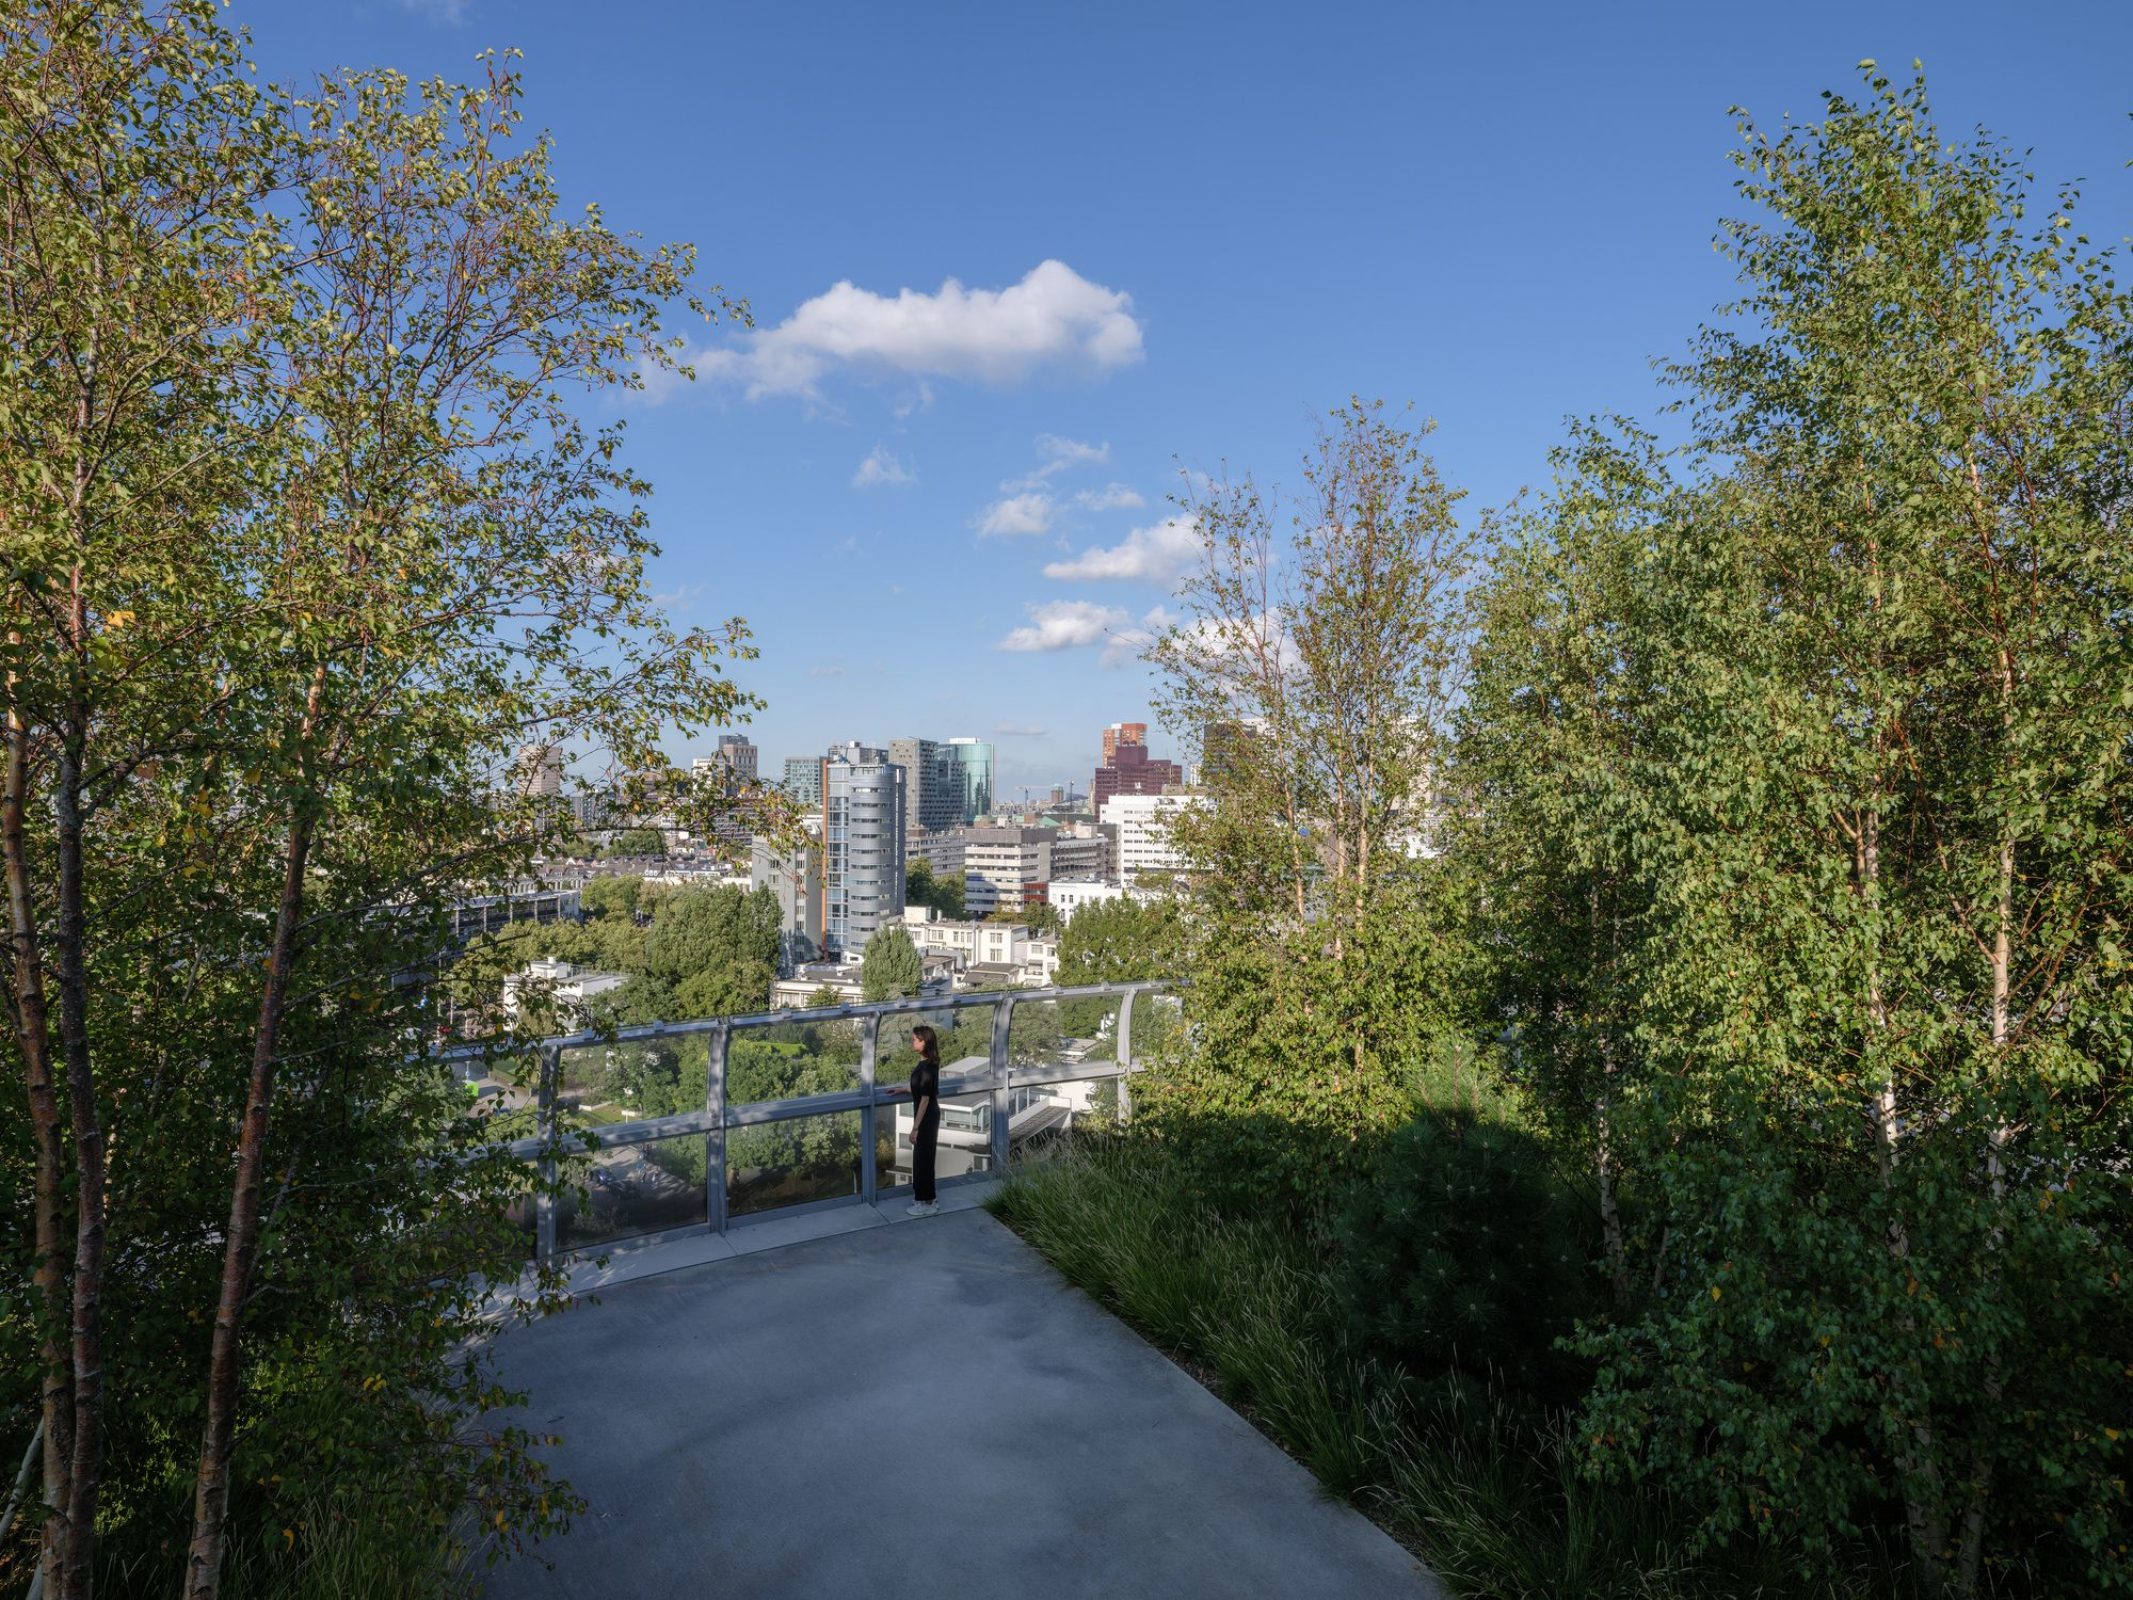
[[1143, 401, 1484, 1207], [1575, 67, 2133, 1595]]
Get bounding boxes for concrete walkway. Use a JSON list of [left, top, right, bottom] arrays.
[[483, 1198, 1440, 1599]]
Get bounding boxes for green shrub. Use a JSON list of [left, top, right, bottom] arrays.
[[1335, 1108, 1599, 1408]]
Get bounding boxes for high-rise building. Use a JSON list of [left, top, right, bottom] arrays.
[[516, 743, 564, 798], [961, 826, 1054, 917], [695, 733, 758, 785], [821, 742, 905, 955], [889, 737, 964, 833], [1093, 736, 1182, 813], [1100, 721, 1147, 765], [945, 737, 993, 824], [782, 755, 823, 806]]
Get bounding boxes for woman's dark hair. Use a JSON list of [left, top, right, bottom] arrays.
[[910, 1025, 940, 1064]]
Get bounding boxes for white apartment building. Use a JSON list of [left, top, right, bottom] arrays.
[[1100, 792, 1205, 882], [902, 910, 1058, 987], [1047, 878, 1127, 921], [501, 957, 626, 1028]]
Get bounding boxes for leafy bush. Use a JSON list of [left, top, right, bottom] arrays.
[[1334, 1109, 1598, 1408], [993, 1138, 1903, 1599]]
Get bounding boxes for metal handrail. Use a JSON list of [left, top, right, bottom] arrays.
[[455, 980, 1173, 1258]]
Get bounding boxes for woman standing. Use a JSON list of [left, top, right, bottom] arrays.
[[904, 1025, 942, 1217]]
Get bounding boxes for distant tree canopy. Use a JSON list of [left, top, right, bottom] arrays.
[[617, 884, 783, 1022], [579, 875, 645, 923], [1057, 898, 1177, 987], [860, 923, 923, 1002], [905, 856, 965, 920], [606, 827, 667, 856]]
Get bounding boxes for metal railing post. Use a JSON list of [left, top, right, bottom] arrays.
[[859, 1012, 881, 1205], [989, 996, 1016, 1172], [706, 1021, 729, 1234], [1116, 988, 1136, 1126], [536, 1042, 560, 1259]]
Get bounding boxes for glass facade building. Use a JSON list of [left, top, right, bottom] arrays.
[[946, 737, 993, 825]]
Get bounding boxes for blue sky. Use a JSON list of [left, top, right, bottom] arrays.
[[243, 0, 2133, 798]]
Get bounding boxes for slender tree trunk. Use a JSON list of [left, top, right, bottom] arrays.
[[4, 677, 74, 1600], [1861, 804, 1952, 1589], [186, 667, 327, 1600], [1956, 648, 2020, 1598], [55, 569, 108, 1600], [1593, 886, 1631, 1309]]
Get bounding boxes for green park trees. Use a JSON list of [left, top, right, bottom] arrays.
[[1142, 401, 1483, 1205], [1, 6, 757, 1595], [861, 923, 923, 1001], [1127, 67, 2131, 1597]]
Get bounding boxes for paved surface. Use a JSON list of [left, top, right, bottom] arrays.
[[482, 1202, 1439, 1599]]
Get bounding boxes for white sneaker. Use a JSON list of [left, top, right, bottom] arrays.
[[905, 1200, 940, 1218]]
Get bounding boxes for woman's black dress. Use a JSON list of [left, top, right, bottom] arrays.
[[909, 1054, 941, 1203]]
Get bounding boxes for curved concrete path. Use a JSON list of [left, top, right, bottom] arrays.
[[483, 1202, 1440, 1599]]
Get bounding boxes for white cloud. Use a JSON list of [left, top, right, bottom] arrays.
[[994, 721, 1050, 737], [1035, 434, 1108, 471], [977, 492, 1056, 538], [808, 665, 847, 679], [852, 445, 915, 489], [396, 0, 469, 21], [688, 261, 1143, 401], [1074, 483, 1145, 511], [1044, 515, 1200, 584], [1002, 434, 1116, 492], [996, 600, 1131, 653]]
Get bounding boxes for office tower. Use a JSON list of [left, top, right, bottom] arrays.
[[822, 742, 905, 954], [1092, 733, 1181, 813], [945, 736, 993, 824], [783, 755, 823, 806], [961, 825, 1054, 917], [1100, 721, 1147, 765], [1101, 792, 1204, 881], [517, 743, 564, 798], [695, 733, 758, 785], [889, 737, 964, 833]]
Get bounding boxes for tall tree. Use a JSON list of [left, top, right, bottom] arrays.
[[860, 923, 922, 1002], [1142, 400, 1483, 1208], [1556, 67, 2133, 1595], [1, 10, 763, 1594], [1456, 421, 1670, 1309]]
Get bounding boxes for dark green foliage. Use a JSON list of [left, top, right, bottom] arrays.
[[859, 923, 922, 1001], [612, 883, 781, 1021], [904, 857, 964, 920], [993, 1141, 1903, 1600], [1335, 1110, 1597, 1408]]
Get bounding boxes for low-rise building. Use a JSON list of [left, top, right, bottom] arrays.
[[502, 957, 627, 1028], [1047, 878, 1126, 921]]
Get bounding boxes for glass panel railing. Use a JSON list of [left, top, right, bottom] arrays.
[[555, 1038, 707, 1131], [727, 1011, 864, 1101], [1008, 995, 1123, 1076], [727, 1111, 863, 1218], [556, 1132, 710, 1251], [895, 1088, 996, 1184], [454, 1049, 542, 1140]]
